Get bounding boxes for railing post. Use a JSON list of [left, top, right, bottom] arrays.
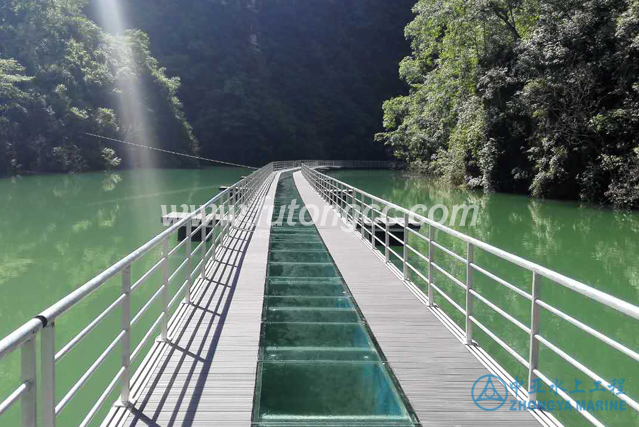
[[325, 178, 329, 202], [333, 182, 337, 213], [528, 272, 541, 395], [229, 190, 235, 230], [355, 193, 366, 240], [120, 265, 131, 405], [325, 178, 328, 202], [332, 182, 336, 208], [41, 323, 56, 427], [370, 198, 376, 248], [465, 242, 474, 345], [350, 187, 355, 222], [318, 176, 328, 201], [201, 206, 207, 279], [21, 337, 36, 427], [427, 225, 434, 307], [211, 206, 217, 262], [161, 238, 170, 341], [403, 213, 408, 279], [384, 214, 390, 262], [185, 221, 192, 304]]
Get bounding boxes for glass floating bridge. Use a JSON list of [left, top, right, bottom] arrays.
[[2, 161, 637, 427]]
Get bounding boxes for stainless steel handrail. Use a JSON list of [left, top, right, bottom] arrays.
[[301, 163, 639, 426]]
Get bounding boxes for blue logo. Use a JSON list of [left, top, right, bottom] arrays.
[[472, 374, 509, 411]]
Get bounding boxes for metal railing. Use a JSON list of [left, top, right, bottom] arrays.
[[0, 163, 275, 427], [301, 164, 639, 427]]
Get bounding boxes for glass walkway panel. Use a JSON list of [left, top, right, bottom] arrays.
[[252, 172, 418, 426]]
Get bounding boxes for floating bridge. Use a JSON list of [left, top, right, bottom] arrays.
[[1, 161, 638, 427]]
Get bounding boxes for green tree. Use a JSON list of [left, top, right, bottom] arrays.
[[380, 0, 639, 208], [0, 0, 197, 175]]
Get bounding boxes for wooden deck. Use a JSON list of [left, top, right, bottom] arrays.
[[293, 171, 557, 427], [102, 172, 279, 427]]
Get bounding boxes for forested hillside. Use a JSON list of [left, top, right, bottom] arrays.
[[378, 0, 639, 208], [0, 0, 197, 176], [0, 0, 414, 176]]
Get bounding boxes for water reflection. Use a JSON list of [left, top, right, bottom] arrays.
[[102, 172, 122, 192]]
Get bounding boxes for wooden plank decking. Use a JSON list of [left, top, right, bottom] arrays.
[[101, 172, 279, 427], [293, 171, 556, 427]]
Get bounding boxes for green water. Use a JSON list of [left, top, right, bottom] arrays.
[[253, 173, 417, 425], [0, 167, 246, 426], [328, 169, 639, 427]]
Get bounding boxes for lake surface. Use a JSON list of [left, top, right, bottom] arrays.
[[328, 169, 639, 427], [0, 167, 245, 426], [0, 167, 637, 426]]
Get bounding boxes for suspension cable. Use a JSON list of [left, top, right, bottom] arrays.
[[85, 132, 258, 170]]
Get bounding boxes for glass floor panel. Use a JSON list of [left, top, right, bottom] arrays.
[[266, 283, 348, 297], [269, 251, 334, 263], [268, 262, 341, 278], [270, 230, 320, 236], [254, 362, 416, 425], [263, 348, 381, 362], [253, 172, 416, 425], [267, 277, 344, 286], [264, 296, 358, 323], [266, 296, 354, 309], [269, 235, 324, 243], [262, 322, 373, 350], [264, 308, 360, 324], [270, 241, 326, 251]]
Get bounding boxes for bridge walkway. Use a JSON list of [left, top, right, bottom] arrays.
[[102, 170, 552, 427]]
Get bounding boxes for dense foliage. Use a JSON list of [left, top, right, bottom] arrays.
[[378, 0, 639, 208], [0, 0, 198, 176]]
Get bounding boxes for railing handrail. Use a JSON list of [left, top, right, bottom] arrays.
[[300, 164, 639, 321], [38, 178, 242, 324]]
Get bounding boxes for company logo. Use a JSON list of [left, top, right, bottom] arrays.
[[471, 374, 509, 411], [472, 375, 628, 413]]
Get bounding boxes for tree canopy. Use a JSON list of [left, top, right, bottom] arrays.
[[378, 0, 639, 208], [0, 0, 198, 175]]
